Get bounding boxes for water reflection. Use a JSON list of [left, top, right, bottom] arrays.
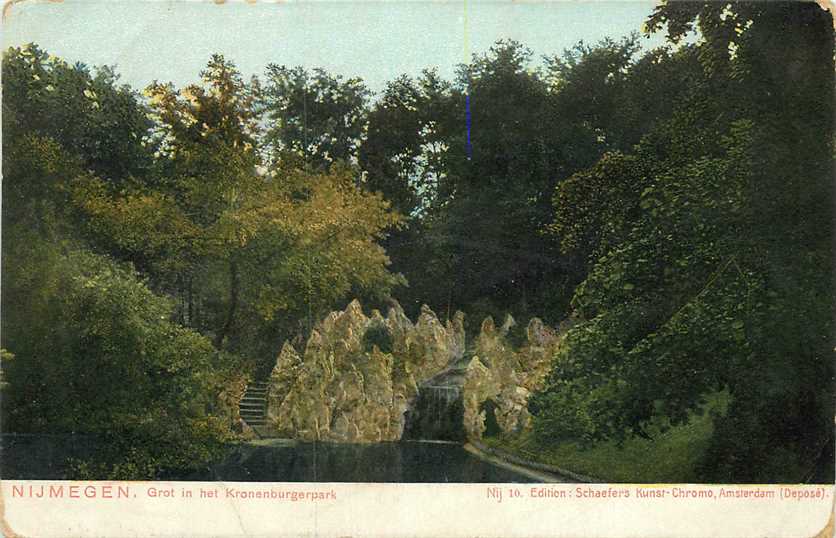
[[1, 435, 536, 483], [184, 440, 535, 483]]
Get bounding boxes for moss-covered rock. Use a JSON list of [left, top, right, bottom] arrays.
[[266, 300, 465, 442], [463, 316, 570, 440]]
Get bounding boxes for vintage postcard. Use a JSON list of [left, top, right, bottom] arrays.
[[0, 0, 833, 536]]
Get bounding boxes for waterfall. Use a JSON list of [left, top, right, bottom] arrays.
[[402, 384, 465, 442]]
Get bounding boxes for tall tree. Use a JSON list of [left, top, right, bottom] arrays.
[[70, 56, 403, 371], [531, 0, 834, 482], [260, 65, 370, 170], [2, 44, 153, 182], [360, 69, 454, 217], [1, 47, 238, 479]]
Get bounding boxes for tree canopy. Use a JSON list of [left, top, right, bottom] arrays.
[[530, 0, 834, 482]]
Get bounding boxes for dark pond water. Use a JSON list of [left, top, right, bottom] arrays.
[[1, 434, 100, 480], [1, 435, 535, 483], [182, 440, 535, 482]]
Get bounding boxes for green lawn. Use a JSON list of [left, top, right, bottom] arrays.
[[484, 391, 730, 483]]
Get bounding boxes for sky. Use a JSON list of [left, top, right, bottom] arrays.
[[3, 0, 668, 94]]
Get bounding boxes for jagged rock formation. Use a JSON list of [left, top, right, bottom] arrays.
[[266, 300, 465, 442], [218, 374, 256, 440], [462, 315, 569, 440]]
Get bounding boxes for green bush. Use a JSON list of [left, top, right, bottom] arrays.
[[362, 322, 394, 354], [2, 243, 236, 478]]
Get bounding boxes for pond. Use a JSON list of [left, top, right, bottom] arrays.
[[181, 439, 536, 482], [1, 435, 537, 483]]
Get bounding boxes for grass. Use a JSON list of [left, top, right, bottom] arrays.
[[483, 391, 730, 483]]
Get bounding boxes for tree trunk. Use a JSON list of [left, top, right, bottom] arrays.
[[215, 260, 239, 348], [187, 274, 194, 327]]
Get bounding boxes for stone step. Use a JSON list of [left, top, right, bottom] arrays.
[[239, 381, 269, 429], [244, 419, 267, 426]]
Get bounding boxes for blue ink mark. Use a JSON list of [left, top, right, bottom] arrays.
[[466, 93, 472, 160]]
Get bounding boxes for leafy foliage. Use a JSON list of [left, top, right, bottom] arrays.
[[1, 48, 401, 476], [530, 1, 834, 482], [65, 56, 403, 371], [363, 36, 692, 330], [2, 44, 152, 181], [2, 242, 234, 478], [260, 65, 370, 169], [362, 321, 395, 354]]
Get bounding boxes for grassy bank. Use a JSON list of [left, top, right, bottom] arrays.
[[483, 392, 730, 483]]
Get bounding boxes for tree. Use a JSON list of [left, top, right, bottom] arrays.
[[357, 37, 673, 325], [530, 1, 834, 482], [67, 55, 263, 344], [1, 49, 239, 478], [427, 40, 577, 324], [2, 44, 153, 182], [211, 162, 405, 370], [360, 70, 454, 218], [70, 56, 404, 371], [260, 65, 370, 170], [1, 243, 235, 479]]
